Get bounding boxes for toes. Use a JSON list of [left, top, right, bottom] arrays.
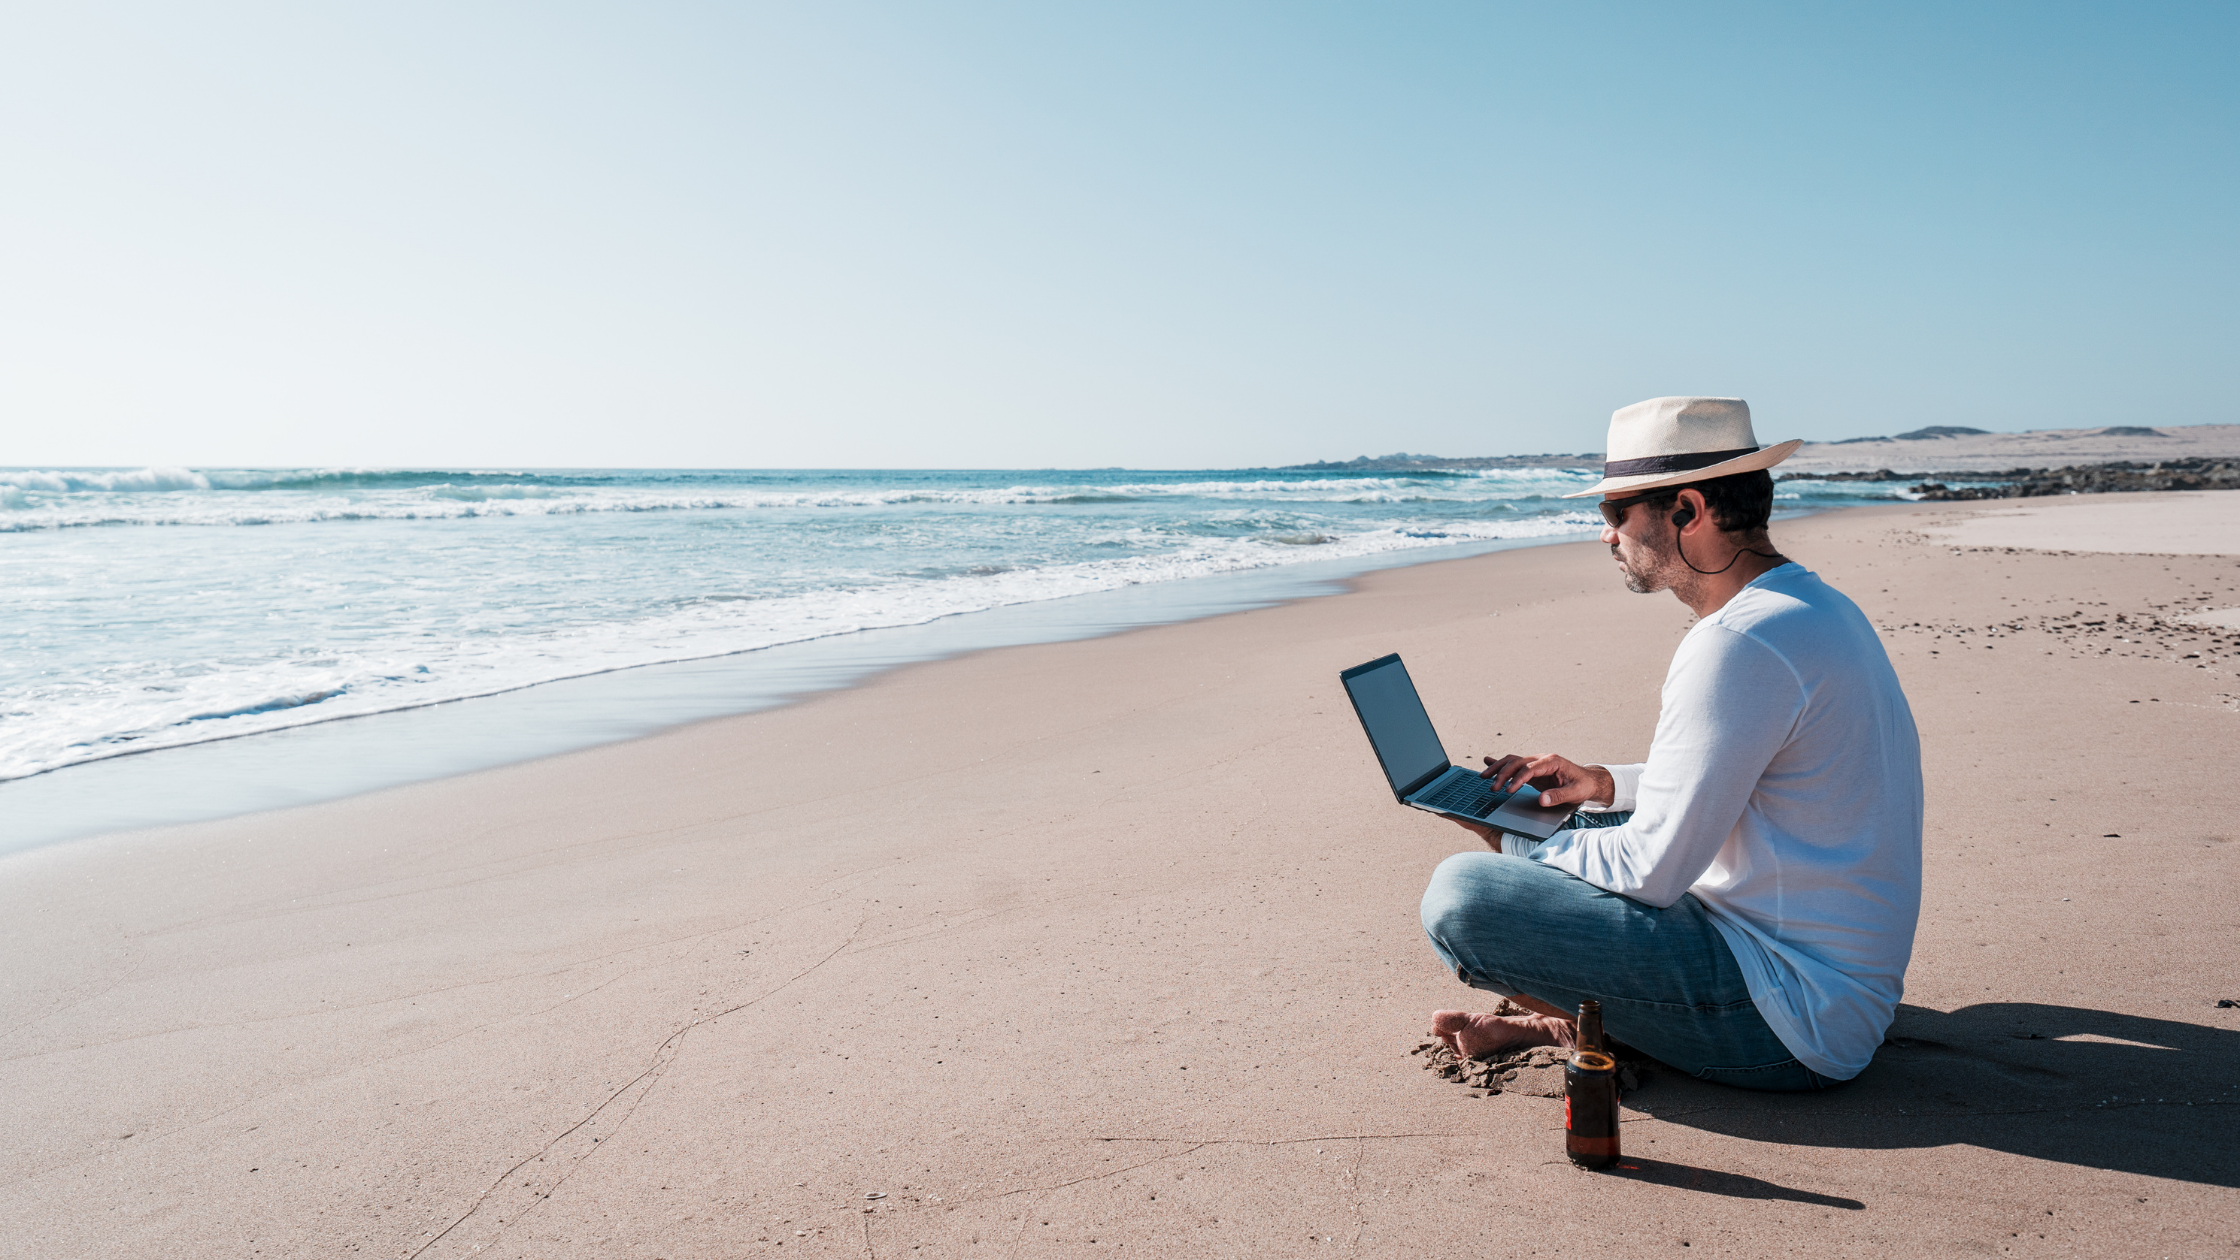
[[1455, 1014, 1536, 1058], [1454, 1013, 1572, 1058], [1430, 1010, 1470, 1034]]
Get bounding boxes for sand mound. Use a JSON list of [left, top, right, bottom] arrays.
[[1411, 1002, 1646, 1098]]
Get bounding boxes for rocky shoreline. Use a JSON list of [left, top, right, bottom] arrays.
[[1785, 457, 2240, 500]]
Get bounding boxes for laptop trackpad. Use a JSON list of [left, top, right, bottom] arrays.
[[1487, 790, 1577, 840]]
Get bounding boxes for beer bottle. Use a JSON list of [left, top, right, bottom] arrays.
[[1565, 1000, 1620, 1169]]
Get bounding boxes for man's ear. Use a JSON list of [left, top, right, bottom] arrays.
[[1670, 489, 1703, 531]]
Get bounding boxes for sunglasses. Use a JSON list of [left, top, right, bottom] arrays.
[[1597, 492, 1666, 529]]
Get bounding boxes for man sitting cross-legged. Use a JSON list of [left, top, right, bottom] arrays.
[[1420, 396, 1923, 1090]]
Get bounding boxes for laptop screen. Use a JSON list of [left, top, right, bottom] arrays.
[[1340, 655, 1450, 796]]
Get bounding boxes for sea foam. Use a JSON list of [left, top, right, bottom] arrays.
[[0, 465, 1904, 785]]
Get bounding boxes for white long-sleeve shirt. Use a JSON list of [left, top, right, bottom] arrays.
[[1530, 562, 1923, 1079]]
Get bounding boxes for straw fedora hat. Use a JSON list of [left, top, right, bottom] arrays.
[[1562, 396, 1802, 499]]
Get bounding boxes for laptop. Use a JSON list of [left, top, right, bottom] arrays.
[[1339, 653, 1577, 840]]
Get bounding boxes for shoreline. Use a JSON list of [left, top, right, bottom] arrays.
[[2, 462, 1651, 805], [14, 482, 2229, 857], [3, 493, 2236, 1255], [0, 529, 1600, 855]]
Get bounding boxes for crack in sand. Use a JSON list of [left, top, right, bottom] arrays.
[[983, 1144, 1215, 1260], [406, 910, 870, 1259], [0, 885, 866, 1066], [937, 1132, 1480, 1251], [850, 906, 1008, 956], [1008, 1143, 1209, 1196], [1, 945, 703, 1193], [4, 879, 889, 1201]]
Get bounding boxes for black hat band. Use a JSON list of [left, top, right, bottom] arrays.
[[1602, 447, 1760, 479]]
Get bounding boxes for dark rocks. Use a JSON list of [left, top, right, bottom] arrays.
[[1784, 458, 2240, 499]]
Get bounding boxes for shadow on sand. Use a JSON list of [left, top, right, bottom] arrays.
[[1604, 1156, 1867, 1208], [1628, 1002, 2240, 1189]]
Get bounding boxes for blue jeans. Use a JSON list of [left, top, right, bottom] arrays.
[[1420, 815, 1839, 1092]]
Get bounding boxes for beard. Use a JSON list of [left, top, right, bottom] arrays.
[[1615, 544, 1664, 594]]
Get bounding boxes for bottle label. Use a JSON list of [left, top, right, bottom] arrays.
[[1564, 1060, 1621, 1168]]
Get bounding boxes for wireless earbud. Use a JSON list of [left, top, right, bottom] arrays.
[[1667, 495, 1784, 575]]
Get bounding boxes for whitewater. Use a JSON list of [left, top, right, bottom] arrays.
[[0, 465, 1907, 787]]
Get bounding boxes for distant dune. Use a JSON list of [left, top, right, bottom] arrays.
[[1291, 423, 2240, 476], [1781, 423, 2240, 474]]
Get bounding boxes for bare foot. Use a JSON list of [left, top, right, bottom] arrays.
[[1430, 1009, 1576, 1060]]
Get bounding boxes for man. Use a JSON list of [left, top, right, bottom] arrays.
[[1419, 396, 1922, 1089]]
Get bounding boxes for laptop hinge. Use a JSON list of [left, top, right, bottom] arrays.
[[1399, 763, 1455, 799]]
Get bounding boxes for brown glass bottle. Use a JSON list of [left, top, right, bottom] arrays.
[[1565, 1000, 1620, 1169]]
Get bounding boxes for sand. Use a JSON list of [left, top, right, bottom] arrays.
[[4, 495, 2237, 1257], [1917, 489, 2240, 555], [1783, 422, 2240, 474]]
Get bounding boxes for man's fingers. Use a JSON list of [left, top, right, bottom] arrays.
[[1534, 780, 1599, 807], [1479, 754, 1530, 789], [1494, 754, 1562, 793], [1524, 755, 1571, 782], [1481, 753, 1589, 800]]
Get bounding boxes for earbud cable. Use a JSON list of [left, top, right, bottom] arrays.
[[1675, 521, 1786, 576]]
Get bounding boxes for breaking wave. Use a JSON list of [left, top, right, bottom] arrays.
[[0, 463, 1899, 788], [0, 465, 1611, 531]]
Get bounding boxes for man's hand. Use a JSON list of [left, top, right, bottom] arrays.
[[1448, 815, 1500, 847], [1476, 753, 1615, 809]]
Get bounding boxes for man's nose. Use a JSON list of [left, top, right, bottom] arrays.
[[1600, 525, 1620, 546]]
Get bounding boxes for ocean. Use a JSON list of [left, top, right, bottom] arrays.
[[0, 465, 1908, 848]]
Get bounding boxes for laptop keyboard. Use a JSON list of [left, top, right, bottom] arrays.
[[1416, 772, 1503, 817]]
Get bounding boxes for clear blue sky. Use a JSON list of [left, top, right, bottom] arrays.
[[4, 2, 2234, 468]]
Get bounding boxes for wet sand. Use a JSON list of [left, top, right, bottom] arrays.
[[3, 494, 2236, 1257]]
